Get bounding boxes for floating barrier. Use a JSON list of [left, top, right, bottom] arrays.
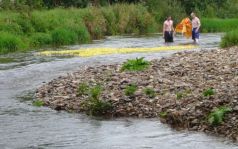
[[38, 45, 197, 57]]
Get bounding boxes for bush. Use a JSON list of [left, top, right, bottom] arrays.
[[176, 92, 183, 100], [63, 23, 91, 44], [17, 15, 35, 34], [125, 84, 137, 96], [30, 32, 52, 47], [144, 88, 156, 98], [101, 7, 117, 35], [81, 8, 107, 39], [86, 98, 112, 116], [51, 28, 78, 46], [82, 85, 112, 116], [127, 4, 156, 34], [89, 85, 102, 99], [0, 23, 22, 35], [220, 30, 238, 48], [145, 0, 186, 29], [0, 32, 26, 54], [121, 57, 150, 71], [208, 106, 232, 125], [77, 83, 89, 96], [30, 12, 50, 32], [203, 88, 215, 97]]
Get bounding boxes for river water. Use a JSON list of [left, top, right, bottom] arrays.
[[0, 34, 237, 149]]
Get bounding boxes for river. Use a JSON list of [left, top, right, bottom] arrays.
[[0, 34, 237, 149]]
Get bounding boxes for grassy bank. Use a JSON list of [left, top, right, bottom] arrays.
[[0, 4, 237, 54], [201, 18, 238, 33], [221, 29, 238, 48], [0, 4, 156, 54]]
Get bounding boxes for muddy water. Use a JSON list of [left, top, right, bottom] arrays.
[[0, 34, 237, 149]]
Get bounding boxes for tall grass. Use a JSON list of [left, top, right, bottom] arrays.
[[202, 18, 238, 33], [51, 28, 78, 46], [0, 32, 26, 54], [0, 4, 157, 54], [30, 33, 52, 47], [220, 29, 238, 48], [0, 5, 237, 54]]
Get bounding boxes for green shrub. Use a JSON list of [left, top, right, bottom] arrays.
[[0, 23, 23, 35], [86, 98, 112, 116], [31, 12, 50, 32], [121, 57, 150, 71], [64, 23, 91, 44], [17, 15, 35, 34], [33, 100, 44, 107], [203, 88, 215, 97], [208, 106, 232, 125], [101, 7, 117, 35], [145, 0, 186, 28], [82, 85, 112, 116], [89, 85, 102, 100], [130, 5, 156, 34], [77, 83, 89, 96], [144, 88, 156, 98], [51, 28, 78, 46], [176, 92, 183, 100], [81, 8, 107, 39], [30, 33, 52, 47], [125, 84, 137, 96], [0, 32, 26, 54], [220, 29, 238, 48]]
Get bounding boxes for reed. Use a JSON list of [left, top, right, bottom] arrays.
[[201, 18, 238, 33], [220, 29, 238, 48]]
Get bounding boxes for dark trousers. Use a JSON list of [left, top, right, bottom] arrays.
[[164, 31, 174, 42], [192, 28, 200, 40]]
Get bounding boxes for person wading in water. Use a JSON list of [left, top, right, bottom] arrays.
[[191, 12, 201, 44], [163, 16, 174, 43]]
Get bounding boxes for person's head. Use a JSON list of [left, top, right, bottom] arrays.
[[167, 16, 172, 21], [191, 12, 196, 18]]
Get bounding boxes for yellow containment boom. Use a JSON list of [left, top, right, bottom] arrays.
[[175, 17, 192, 38], [38, 45, 197, 57]]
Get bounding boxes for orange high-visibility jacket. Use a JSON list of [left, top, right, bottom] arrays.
[[175, 17, 192, 38]]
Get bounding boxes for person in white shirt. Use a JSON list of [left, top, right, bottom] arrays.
[[163, 16, 174, 43], [191, 12, 201, 43]]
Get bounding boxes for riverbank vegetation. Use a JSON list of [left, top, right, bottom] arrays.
[[0, 4, 156, 54], [221, 29, 238, 48], [201, 18, 238, 33], [0, 0, 237, 54]]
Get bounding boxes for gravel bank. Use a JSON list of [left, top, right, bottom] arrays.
[[36, 46, 238, 141]]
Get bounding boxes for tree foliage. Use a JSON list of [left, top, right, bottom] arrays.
[[0, 0, 237, 18]]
